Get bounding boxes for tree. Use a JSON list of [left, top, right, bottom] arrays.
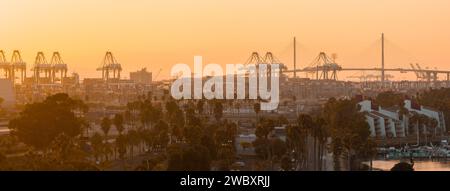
[[297, 114, 314, 133], [216, 144, 235, 170], [49, 134, 88, 165], [90, 132, 103, 162], [141, 129, 157, 152], [286, 114, 315, 170], [9, 93, 86, 150], [253, 118, 279, 169], [165, 100, 179, 117], [171, 125, 183, 143], [418, 88, 450, 134], [357, 139, 377, 171], [100, 117, 112, 160], [184, 125, 203, 145], [154, 120, 169, 134], [376, 91, 406, 108], [313, 116, 328, 171], [280, 155, 292, 171], [149, 104, 162, 128], [156, 130, 170, 150], [270, 138, 287, 159], [182, 144, 211, 171], [255, 118, 275, 139], [126, 101, 141, 129], [115, 134, 127, 160], [321, 98, 375, 171], [201, 135, 217, 160], [254, 102, 261, 120], [101, 117, 112, 138], [167, 144, 184, 170], [113, 114, 125, 135], [167, 144, 211, 171], [213, 100, 223, 122], [276, 115, 289, 126], [127, 129, 140, 158], [253, 137, 271, 160], [140, 99, 161, 129], [196, 100, 205, 114]]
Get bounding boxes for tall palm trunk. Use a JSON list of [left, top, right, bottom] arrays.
[[333, 155, 341, 171], [317, 141, 323, 171], [313, 137, 317, 170]]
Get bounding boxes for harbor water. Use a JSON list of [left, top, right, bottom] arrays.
[[371, 160, 450, 171]]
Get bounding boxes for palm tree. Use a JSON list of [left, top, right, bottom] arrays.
[[409, 113, 421, 146], [114, 114, 125, 135], [115, 134, 127, 161], [139, 99, 160, 130], [126, 101, 140, 129], [101, 117, 112, 138], [90, 132, 103, 162], [255, 118, 274, 139], [287, 124, 303, 170], [100, 117, 112, 160], [313, 117, 327, 171], [149, 105, 162, 130], [286, 114, 314, 170], [321, 98, 374, 170], [127, 129, 140, 159], [253, 102, 261, 121], [113, 114, 125, 160], [296, 114, 314, 170], [137, 128, 146, 153], [124, 109, 132, 129], [196, 100, 205, 114], [213, 100, 223, 122]]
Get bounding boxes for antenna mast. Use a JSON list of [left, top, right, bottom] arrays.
[[294, 37, 297, 78], [381, 33, 385, 87]]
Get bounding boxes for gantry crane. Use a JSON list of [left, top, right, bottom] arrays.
[[0, 50, 10, 79], [97, 52, 122, 81], [50, 52, 68, 83], [32, 52, 54, 84], [10, 50, 27, 84], [303, 52, 342, 80]]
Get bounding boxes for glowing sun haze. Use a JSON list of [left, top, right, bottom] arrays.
[[1, 0, 450, 80]]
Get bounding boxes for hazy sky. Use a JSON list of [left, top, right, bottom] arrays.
[[1, 0, 450, 80]]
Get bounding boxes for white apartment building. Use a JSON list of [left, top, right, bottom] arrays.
[[359, 99, 446, 139]]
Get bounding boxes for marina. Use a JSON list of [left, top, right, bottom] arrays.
[[377, 140, 450, 160]]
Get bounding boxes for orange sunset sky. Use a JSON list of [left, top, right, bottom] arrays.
[[1, 0, 450, 80]]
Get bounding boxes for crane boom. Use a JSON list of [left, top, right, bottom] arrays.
[[154, 68, 162, 81]]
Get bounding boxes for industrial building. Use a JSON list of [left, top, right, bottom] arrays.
[[0, 79, 15, 107], [130, 68, 152, 85]]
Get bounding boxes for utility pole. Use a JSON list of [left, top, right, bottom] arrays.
[[381, 33, 385, 88], [294, 37, 297, 78]]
